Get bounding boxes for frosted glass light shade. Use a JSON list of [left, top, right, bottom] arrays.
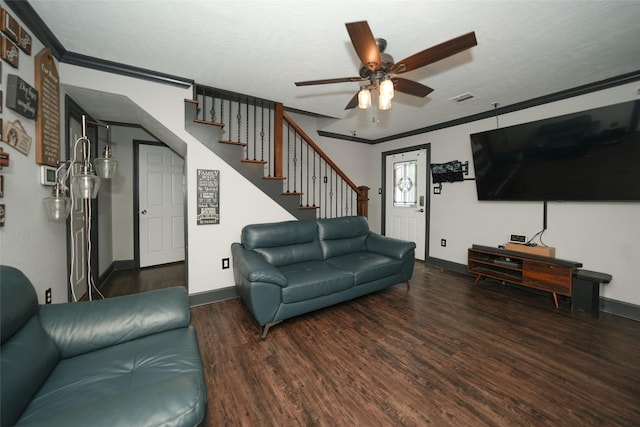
[[380, 77, 394, 99], [94, 157, 118, 179], [379, 94, 392, 110], [72, 173, 100, 199], [43, 195, 72, 221], [358, 88, 371, 109]]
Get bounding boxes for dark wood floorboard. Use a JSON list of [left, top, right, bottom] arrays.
[[100, 262, 186, 298], [103, 262, 640, 426]]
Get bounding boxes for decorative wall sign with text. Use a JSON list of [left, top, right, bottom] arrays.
[[6, 74, 38, 119], [3, 120, 31, 156], [196, 169, 220, 225], [35, 49, 60, 166]]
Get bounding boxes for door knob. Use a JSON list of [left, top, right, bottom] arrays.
[[417, 208, 424, 213], [141, 210, 147, 215]]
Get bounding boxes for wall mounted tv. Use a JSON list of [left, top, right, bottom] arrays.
[[470, 99, 640, 201]]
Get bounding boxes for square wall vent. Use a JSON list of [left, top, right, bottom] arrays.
[[449, 92, 477, 103]]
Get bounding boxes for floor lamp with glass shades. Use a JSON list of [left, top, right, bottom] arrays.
[[43, 115, 117, 301]]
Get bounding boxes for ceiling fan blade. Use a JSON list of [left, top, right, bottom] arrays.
[[345, 21, 381, 72], [392, 78, 434, 98], [390, 31, 477, 74], [345, 92, 359, 110], [295, 77, 365, 86]]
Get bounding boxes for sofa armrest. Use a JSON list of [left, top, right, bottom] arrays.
[[366, 233, 416, 259], [38, 287, 190, 359], [231, 243, 287, 287]]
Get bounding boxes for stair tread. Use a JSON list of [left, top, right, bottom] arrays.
[[299, 205, 320, 210], [282, 191, 303, 196], [219, 140, 248, 146], [242, 159, 268, 164], [263, 176, 286, 180], [194, 119, 224, 127]]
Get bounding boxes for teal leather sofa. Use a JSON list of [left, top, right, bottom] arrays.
[[231, 216, 416, 338], [0, 265, 207, 427]]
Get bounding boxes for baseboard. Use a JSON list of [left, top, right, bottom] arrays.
[[427, 257, 640, 322], [425, 257, 468, 275], [189, 286, 238, 307], [600, 297, 640, 322]]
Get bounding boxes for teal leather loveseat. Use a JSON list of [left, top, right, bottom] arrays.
[[231, 216, 416, 338], [0, 265, 207, 427]]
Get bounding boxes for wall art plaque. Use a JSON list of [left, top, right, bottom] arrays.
[[0, 8, 18, 42], [196, 169, 220, 225], [35, 49, 60, 166], [3, 120, 31, 156], [6, 74, 38, 119], [1, 34, 18, 68], [18, 25, 31, 54]]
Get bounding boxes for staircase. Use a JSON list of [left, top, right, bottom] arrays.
[[184, 86, 368, 220]]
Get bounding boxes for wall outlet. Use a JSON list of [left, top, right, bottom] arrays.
[[45, 288, 52, 304], [441, 239, 447, 247], [222, 258, 230, 269]]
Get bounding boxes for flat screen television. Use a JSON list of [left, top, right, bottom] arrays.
[[470, 99, 640, 201]]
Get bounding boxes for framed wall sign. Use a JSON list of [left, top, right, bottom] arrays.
[[35, 48, 60, 166], [6, 74, 38, 119], [1, 35, 18, 68], [3, 120, 31, 156], [196, 169, 220, 225], [0, 8, 18, 42], [17, 25, 31, 54]]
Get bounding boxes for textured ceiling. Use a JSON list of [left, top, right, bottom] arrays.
[[26, 0, 640, 141]]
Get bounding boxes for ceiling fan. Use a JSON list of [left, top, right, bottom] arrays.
[[295, 21, 477, 110]]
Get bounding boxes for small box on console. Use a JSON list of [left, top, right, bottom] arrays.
[[505, 243, 556, 258]]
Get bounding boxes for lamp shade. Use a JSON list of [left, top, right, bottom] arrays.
[[72, 173, 101, 199], [43, 195, 72, 221], [358, 88, 371, 109], [380, 77, 394, 99], [379, 94, 392, 110], [43, 182, 72, 221], [94, 145, 118, 179], [94, 156, 118, 179]]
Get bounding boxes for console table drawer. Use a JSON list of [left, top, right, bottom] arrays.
[[522, 261, 572, 295]]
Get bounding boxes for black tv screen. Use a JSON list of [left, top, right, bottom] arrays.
[[470, 99, 640, 201]]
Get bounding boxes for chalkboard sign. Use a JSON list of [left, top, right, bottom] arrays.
[[197, 169, 220, 225], [6, 74, 38, 120]]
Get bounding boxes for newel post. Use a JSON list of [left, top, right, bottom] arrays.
[[357, 186, 370, 217], [273, 102, 284, 178]]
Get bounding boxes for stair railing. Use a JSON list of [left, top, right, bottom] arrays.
[[193, 85, 369, 218]]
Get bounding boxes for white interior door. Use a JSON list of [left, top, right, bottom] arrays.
[[385, 148, 427, 260], [139, 144, 185, 267]]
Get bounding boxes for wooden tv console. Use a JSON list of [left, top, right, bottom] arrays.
[[468, 245, 582, 307]]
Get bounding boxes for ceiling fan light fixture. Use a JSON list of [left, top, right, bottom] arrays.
[[358, 87, 371, 109], [379, 93, 392, 110], [380, 76, 394, 99]]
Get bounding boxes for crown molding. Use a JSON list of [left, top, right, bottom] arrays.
[[4, 0, 193, 88]]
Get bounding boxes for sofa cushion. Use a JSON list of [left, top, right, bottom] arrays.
[[326, 252, 404, 285], [242, 220, 323, 267], [279, 261, 353, 303], [17, 327, 207, 427], [317, 216, 369, 258]]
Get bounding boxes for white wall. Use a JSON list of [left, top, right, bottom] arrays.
[[364, 82, 640, 306], [59, 65, 294, 295], [0, 8, 68, 303]]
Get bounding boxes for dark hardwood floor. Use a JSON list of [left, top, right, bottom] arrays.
[[103, 262, 640, 426]]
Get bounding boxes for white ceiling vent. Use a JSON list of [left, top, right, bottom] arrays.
[[449, 92, 477, 103]]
